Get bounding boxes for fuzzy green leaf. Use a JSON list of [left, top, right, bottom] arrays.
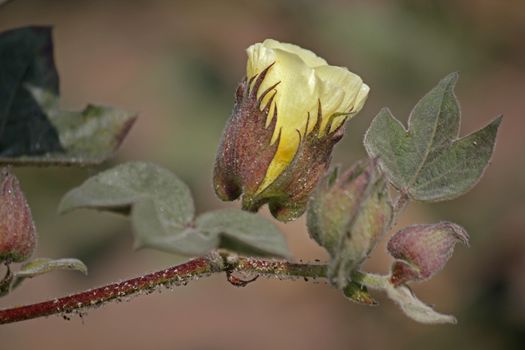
[[131, 199, 216, 256], [196, 209, 290, 258], [364, 73, 501, 201], [59, 162, 212, 256]]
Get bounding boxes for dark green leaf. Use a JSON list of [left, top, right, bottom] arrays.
[[19, 86, 137, 165], [59, 162, 212, 255], [0, 26, 62, 157], [364, 73, 502, 201], [0, 26, 135, 165], [196, 209, 290, 258]]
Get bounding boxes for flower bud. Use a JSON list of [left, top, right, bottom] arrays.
[[387, 222, 469, 286], [307, 159, 392, 288], [214, 39, 369, 222], [0, 167, 37, 263]]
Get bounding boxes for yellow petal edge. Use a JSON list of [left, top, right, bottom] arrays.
[[246, 39, 370, 192]]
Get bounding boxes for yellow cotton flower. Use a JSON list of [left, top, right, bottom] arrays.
[[214, 39, 369, 222], [246, 39, 369, 191]]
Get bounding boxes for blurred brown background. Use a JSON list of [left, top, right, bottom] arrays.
[[1, 0, 524, 349]]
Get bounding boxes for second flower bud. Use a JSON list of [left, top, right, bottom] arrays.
[[307, 159, 392, 289]]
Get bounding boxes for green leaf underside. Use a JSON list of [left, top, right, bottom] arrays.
[[59, 162, 201, 255], [16, 257, 88, 278], [0, 26, 135, 165], [385, 283, 456, 324], [60, 162, 289, 257], [9, 258, 87, 292], [364, 73, 501, 201], [196, 209, 290, 258], [131, 199, 217, 256]]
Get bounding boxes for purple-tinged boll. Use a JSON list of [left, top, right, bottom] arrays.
[[0, 168, 37, 264], [387, 222, 469, 286]]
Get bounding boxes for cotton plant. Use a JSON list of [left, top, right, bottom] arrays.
[[0, 28, 501, 325]]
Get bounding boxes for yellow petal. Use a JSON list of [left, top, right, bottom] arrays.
[[245, 39, 369, 192], [261, 39, 327, 68], [352, 83, 371, 114], [315, 65, 364, 134]]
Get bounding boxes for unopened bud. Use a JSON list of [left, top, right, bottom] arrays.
[[307, 159, 392, 288], [0, 168, 37, 263], [387, 222, 469, 286], [307, 161, 371, 255]]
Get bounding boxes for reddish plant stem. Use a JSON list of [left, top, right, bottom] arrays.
[[0, 255, 217, 325], [232, 255, 327, 279], [0, 252, 328, 325]]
